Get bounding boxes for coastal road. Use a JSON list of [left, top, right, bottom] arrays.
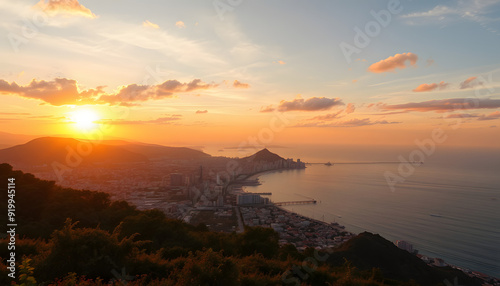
[[235, 206, 244, 233]]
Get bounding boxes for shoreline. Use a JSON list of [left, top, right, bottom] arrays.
[[273, 204, 352, 234], [239, 166, 500, 281], [240, 167, 352, 234], [245, 168, 291, 181]]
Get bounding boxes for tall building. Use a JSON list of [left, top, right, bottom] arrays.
[[170, 173, 184, 186], [237, 193, 268, 205], [395, 240, 414, 253], [217, 195, 224, 207], [199, 165, 203, 183]]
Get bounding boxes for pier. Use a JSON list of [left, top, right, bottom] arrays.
[[274, 200, 317, 206]]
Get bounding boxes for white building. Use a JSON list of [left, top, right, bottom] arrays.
[[237, 193, 268, 205], [395, 240, 414, 253]]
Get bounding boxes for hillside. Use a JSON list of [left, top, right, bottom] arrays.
[[327, 232, 482, 286], [0, 137, 148, 166], [1, 163, 482, 285], [116, 142, 210, 160], [0, 137, 211, 166], [91, 139, 210, 159], [240, 148, 285, 162]]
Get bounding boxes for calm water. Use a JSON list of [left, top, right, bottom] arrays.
[[243, 150, 500, 277]]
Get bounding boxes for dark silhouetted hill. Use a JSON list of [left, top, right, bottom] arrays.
[[115, 142, 210, 160], [240, 148, 284, 162], [0, 137, 148, 166], [327, 232, 482, 286], [0, 137, 211, 166]]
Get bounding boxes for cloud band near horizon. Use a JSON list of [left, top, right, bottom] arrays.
[[383, 97, 500, 112], [0, 78, 232, 106], [261, 97, 344, 112]]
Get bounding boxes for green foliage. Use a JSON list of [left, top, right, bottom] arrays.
[[0, 163, 137, 239], [0, 164, 418, 286], [36, 219, 140, 282], [17, 258, 37, 286], [278, 244, 304, 261], [0, 238, 47, 262], [239, 226, 280, 258], [175, 249, 239, 286]]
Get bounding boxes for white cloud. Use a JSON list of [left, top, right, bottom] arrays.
[[402, 5, 458, 19], [143, 20, 159, 29], [95, 22, 227, 67], [175, 21, 185, 28], [34, 0, 96, 18], [401, 0, 500, 34]]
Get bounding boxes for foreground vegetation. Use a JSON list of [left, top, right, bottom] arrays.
[[0, 164, 474, 285]]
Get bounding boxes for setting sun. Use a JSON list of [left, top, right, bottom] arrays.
[[0, 1, 499, 283], [70, 109, 100, 131]]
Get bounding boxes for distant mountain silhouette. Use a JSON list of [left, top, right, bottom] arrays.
[[240, 148, 284, 162], [0, 137, 148, 166], [328, 232, 482, 286], [0, 137, 211, 166], [111, 142, 210, 160], [0, 131, 39, 148]]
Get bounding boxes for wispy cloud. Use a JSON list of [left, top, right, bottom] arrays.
[[370, 110, 410, 116], [275, 97, 344, 112], [260, 105, 275, 113], [295, 118, 400, 128], [308, 110, 344, 121], [196, 110, 208, 114], [478, 110, 500, 120], [29, 115, 65, 119], [444, 113, 479, 119], [444, 111, 500, 121], [382, 97, 500, 113], [96, 22, 227, 67], [413, 81, 449, 92], [368, 53, 418, 73], [233, 80, 250, 88], [143, 20, 159, 29], [0, 112, 31, 116], [402, 5, 458, 19], [97, 115, 182, 125], [345, 103, 355, 114], [460, 76, 482, 89], [401, 1, 500, 34]]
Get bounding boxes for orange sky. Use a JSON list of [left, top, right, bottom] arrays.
[[1, 1, 500, 151]]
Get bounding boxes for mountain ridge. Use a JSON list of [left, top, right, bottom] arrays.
[[0, 136, 210, 166], [240, 148, 285, 162], [327, 232, 482, 286]]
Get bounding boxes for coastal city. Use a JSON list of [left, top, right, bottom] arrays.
[[3, 1, 500, 284], [20, 146, 499, 285]]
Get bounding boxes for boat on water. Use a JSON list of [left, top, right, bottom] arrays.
[[325, 162, 333, 166]]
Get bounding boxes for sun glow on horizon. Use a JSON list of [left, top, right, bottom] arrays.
[[69, 109, 101, 132]]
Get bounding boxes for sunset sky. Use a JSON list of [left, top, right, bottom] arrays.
[[1, 0, 500, 151]]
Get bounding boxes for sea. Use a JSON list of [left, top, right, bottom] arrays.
[[239, 145, 500, 278]]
